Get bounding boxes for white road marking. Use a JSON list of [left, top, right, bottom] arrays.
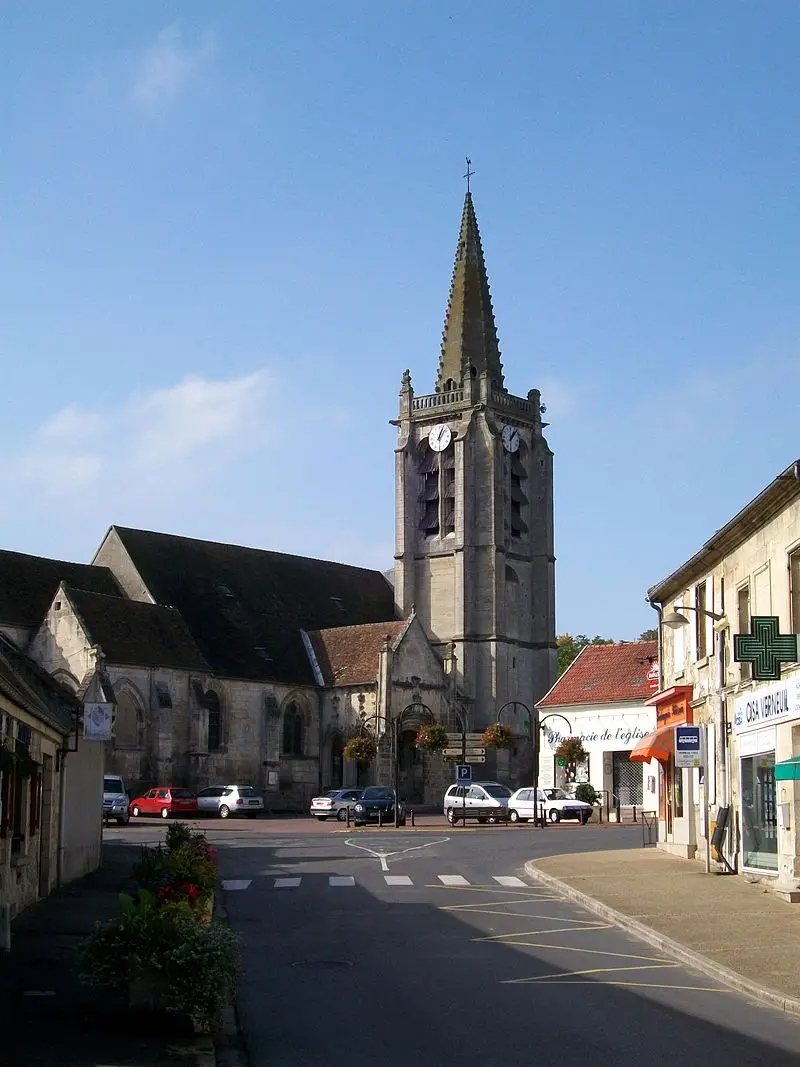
[[329, 876, 355, 887], [344, 836, 450, 869], [222, 879, 252, 890], [438, 875, 470, 886], [385, 875, 413, 886], [493, 875, 527, 887], [274, 877, 302, 888]]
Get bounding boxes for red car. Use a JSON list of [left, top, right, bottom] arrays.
[[129, 787, 198, 819]]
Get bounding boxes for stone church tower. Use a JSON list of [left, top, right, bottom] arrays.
[[393, 190, 556, 734]]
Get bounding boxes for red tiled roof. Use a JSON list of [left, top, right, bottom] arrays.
[[538, 640, 658, 708], [307, 621, 408, 687]]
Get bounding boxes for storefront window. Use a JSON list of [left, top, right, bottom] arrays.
[[741, 752, 777, 872], [672, 759, 684, 818]]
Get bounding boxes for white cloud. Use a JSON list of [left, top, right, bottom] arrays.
[[131, 25, 215, 113], [4, 371, 272, 505]]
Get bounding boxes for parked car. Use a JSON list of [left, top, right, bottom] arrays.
[[507, 787, 593, 824], [309, 787, 365, 821], [196, 784, 265, 819], [443, 781, 511, 824], [353, 787, 406, 826], [129, 787, 198, 819], [102, 775, 130, 825]]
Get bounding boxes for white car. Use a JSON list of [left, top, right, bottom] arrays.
[[310, 787, 365, 821], [196, 784, 265, 819], [443, 781, 511, 824], [507, 787, 593, 824]]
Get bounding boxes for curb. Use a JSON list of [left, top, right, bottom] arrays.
[[524, 860, 800, 1018], [212, 891, 250, 1067]]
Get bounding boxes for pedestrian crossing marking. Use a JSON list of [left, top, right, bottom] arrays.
[[274, 877, 301, 888], [222, 879, 252, 890], [438, 875, 470, 886], [329, 876, 355, 887], [493, 876, 526, 887], [227, 874, 532, 891], [385, 875, 413, 886]]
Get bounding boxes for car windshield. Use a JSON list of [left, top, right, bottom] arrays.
[[484, 785, 511, 798], [170, 789, 195, 799], [104, 778, 124, 792], [547, 789, 569, 800], [361, 788, 393, 801]]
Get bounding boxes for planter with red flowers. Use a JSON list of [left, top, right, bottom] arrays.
[[343, 735, 377, 765], [554, 737, 587, 766], [414, 724, 448, 752], [481, 723, 515, 750]]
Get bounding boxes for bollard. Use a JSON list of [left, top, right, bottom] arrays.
[[346, 806, 351, 828], [378, 809, 383, 828], [410, 809, 415, 827]]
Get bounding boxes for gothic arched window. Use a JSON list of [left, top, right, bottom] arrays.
[[282, 703, 304, 756], [114, 689, 142, 748], [206, 690, 222, 752]]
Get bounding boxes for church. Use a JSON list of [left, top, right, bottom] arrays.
[[0, 188, 556, 810]]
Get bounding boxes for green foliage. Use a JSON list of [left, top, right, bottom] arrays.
[[343, 735, 377, 764], [481, 723, 515, 750], [555, 736, 588, 765], [77, 889, 240, 1029], [133, 841, 218, 901], [414, 724, 448, 751], [556, 634, 615, 677], [575, 783, 599, 806], [639, 628, 658, 641]]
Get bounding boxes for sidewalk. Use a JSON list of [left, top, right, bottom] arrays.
[[525, 848, 800, 1015], [0, 844, 215, 1067]]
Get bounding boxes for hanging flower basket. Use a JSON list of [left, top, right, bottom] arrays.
[[343, 735, 377, 765], [555, 737, 587, 765], [414, 724, 448, 752], [481, 723, 515, 750]]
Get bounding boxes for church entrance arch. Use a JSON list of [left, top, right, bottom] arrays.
[[330, 733, 344, 789], [398, 728, 424, 804]]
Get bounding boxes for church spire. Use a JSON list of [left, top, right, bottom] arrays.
[[435, 188, 505, 393]]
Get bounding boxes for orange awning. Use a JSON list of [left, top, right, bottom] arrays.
[[630, 725, 674, 764]]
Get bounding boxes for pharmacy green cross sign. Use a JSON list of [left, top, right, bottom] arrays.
[[733, 616, 799, 681]]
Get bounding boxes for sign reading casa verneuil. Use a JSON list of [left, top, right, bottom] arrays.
[[733, 616, 799, 681]]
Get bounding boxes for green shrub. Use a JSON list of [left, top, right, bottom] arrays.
[[575, 783, 599, 806]]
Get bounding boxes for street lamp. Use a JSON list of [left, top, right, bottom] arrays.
[[496, 702, 572, 827], [394, 701, 433, 828]]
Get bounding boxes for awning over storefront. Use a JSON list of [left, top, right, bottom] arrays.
[[629, 724, 675, 764], [775, 757, 800, 781]]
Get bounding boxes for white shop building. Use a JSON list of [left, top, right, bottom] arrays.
[[535, 640, 660, 815]]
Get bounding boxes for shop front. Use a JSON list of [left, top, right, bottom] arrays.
[[631, 686, 694, 858], [732, 676, 800, 896]]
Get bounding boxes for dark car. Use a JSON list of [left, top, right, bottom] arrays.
[[353, 787, 406, 826]]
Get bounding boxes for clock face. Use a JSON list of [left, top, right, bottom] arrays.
[[428, 423, 452, 452], [501, 425, 521, 453]]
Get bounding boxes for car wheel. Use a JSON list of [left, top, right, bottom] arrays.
[[487, 816, 498, 824], [477, 816, 487, 824], [219, 805, 230, 819], [548, 808, 560, 823], [117, 813, 130, 826], [337, 808, 349, 822], [160, 807, 170, 819], [447, 810, 459, 825], [509, 809, 520, 823], [131, 805, 140, 818], [580, 812, 591, 825]]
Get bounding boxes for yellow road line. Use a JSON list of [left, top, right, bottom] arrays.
[[504, 963, 679, 984], [488, 940, 671, 963], [520, 980, 732, 992], [476, 924, 612, 939]]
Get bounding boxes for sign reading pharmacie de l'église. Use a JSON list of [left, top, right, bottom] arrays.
[[733, 676, 800, 735], [544, 712, 651, 749]]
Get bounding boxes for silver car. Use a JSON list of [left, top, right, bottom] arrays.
[[196, 784, 265, 819], [309, 787, 365, 821]]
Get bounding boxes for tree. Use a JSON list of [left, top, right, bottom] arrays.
[[556, 634, 615, 677], [639, 628, 657, 641]]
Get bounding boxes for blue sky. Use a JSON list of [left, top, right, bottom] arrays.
[[3, 2, 799, 642]]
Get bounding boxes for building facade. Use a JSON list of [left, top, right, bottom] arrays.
[[646, 459, 800, 901]]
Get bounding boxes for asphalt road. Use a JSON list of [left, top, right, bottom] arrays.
[[181, 822, 800, 1067]]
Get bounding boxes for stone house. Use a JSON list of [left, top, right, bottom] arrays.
[[535, 640, 660, 817], [647, 457, 800, 901]]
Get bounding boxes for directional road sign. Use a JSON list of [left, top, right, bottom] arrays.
[[443, 747, 486, 758], [445, 732, 484, 743], [443, 754, 485, 763]]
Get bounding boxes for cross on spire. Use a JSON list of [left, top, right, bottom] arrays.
[[463, 157, 474, 192]]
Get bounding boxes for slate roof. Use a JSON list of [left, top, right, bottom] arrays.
[[0, 548, 121, 629], [0, 633, 79, 736], [307, 621, 408, 686], [64, 586, 210, 672], [105, 527, 399, 685], [538, 640, 659, 708]]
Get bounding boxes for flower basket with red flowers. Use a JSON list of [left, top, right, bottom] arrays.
[[343, 735, 377, 765], [555, 737, 587, 765], [481, 723, 515, 750], [414, 724, 448, 752]]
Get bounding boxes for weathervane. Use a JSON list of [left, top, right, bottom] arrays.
[[463, 156, 474, 192]]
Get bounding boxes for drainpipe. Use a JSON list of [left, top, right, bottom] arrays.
[[56, 750, 67, 887]]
